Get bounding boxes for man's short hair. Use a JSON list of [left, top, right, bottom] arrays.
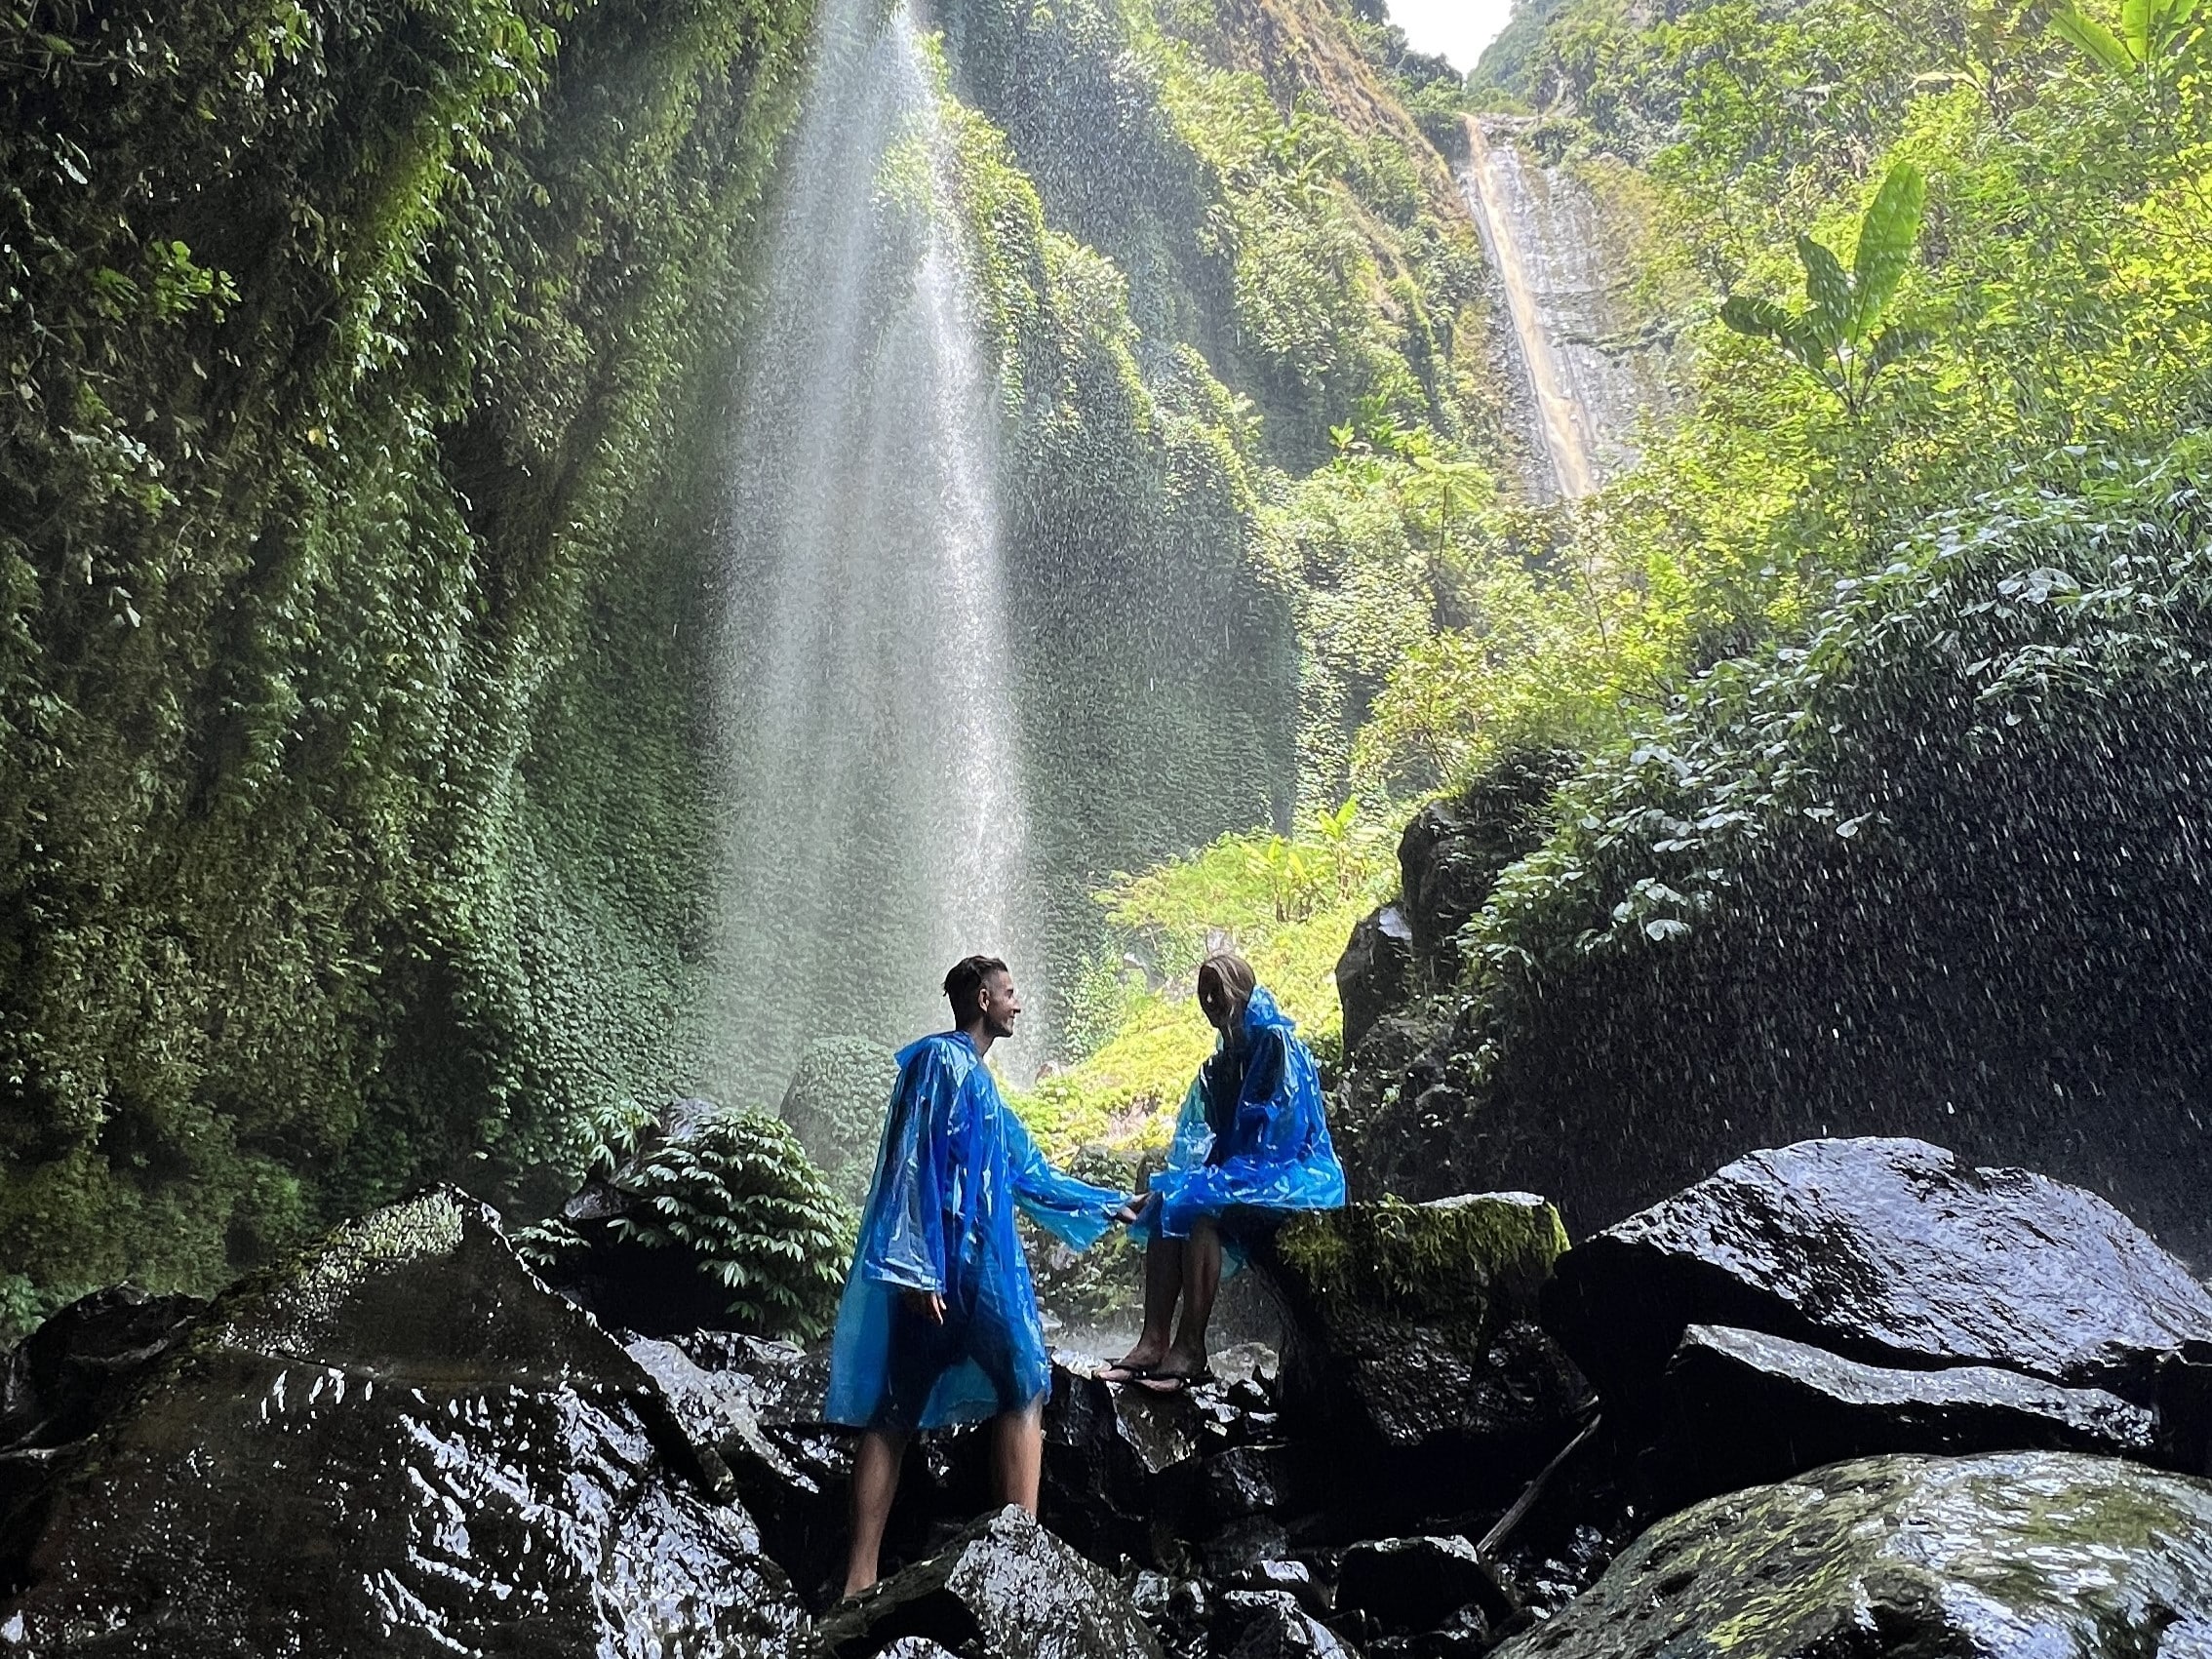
[[943, 954, 1009, 1023]]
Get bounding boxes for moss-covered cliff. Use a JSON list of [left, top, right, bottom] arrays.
[[0, 0, 817, 1324]]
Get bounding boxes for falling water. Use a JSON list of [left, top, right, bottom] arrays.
[[1460, 114, 1667, 501], [703, 0, 1041, 1089]]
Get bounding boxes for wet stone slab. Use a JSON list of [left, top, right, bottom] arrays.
[[0, 1188, 804, 1658], [1489, 1450, 2212, 1659]]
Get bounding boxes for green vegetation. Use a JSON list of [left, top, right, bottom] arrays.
[[778, 1036, 899, 1204], [0, 0, 816, 1329], [516, 1105, 851, 1340], [1019, 800, 1393, 1152]]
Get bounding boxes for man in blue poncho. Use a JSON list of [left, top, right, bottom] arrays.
[[825, 955, 1128, 1596]]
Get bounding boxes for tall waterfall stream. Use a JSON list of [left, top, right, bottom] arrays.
[[1460, 115, 1667, 500], [705, 0, 1040, 1088]]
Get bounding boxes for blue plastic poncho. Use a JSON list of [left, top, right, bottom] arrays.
[[823, 1032, 1128, 1432], [1129, 985, 1347, 1248]]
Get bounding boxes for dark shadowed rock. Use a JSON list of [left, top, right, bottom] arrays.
[[1229, 1598, 1361, 1659], [1256, 1195, 1586, 1521], [1545, 1137, 2212, 1410], [0, 1187, 803, 1657], [1655, 1323, 2156, 1505], [814, 1504, 1165, 1659], [1487, 1451, 2212, 1659], [1335, 1536, 1512, 1636], [0, 1286, 206, 1458], [1336, 906, 1413, 1054]]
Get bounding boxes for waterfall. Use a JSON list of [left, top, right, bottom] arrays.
[[703, 0, 1040, 1091], [1460, 114, 1665, 501]]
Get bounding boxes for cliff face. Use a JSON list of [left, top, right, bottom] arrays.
[[0, 0, 820, 1320], [0, 0, 1517, 1322]]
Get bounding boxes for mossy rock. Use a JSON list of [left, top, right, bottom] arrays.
[[1268, 1192, 1569, 1326], [778, 1037, 900, 1204], [1254, 1195, 1583, 1520], [1491, 1450, 2212, 1659]]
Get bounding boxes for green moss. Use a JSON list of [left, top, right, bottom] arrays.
[[1272, 1193, 1567, 1320], [0, 0, 817, 1329]]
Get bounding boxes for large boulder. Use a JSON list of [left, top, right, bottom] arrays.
[[0, 1188, 805, 1656], [1335, 906, 1413, 1054], [1486, 1451, 2212, 1659], [1544, 1138, 2212, 1411], [779, 1036, 900, 1203], [813, 1504, 1165, 1659], [1652, 1323, 2156, 1506], [1254, 1194, 1587, 1521]]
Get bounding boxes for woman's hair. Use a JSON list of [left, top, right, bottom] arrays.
[[1197, 950, 1256, 1014]]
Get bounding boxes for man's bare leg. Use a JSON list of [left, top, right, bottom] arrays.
[[991, 1397, 1046, 1513], [843, 1427, 908, 1597], [1160, 1216, 1221, 1379], [1106, 1234, 1183, 1377]]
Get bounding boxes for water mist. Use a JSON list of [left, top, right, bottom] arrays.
[[704, 0, 1042, 1093]]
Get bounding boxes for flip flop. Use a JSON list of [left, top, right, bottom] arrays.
[[1097, 1362, 1156, 1385], [1135, 1365, 1216, 1395]]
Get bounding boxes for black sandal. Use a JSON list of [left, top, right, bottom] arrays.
[[1097, 1361, 1155, 1385], [1135, 1365, 1216, 1395]]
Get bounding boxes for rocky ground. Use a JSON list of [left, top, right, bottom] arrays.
[[4, 1135, 2211, 1657]]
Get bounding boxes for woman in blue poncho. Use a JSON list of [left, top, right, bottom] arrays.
[[1101, 950, 1347, 1393], [825, 954, 1127, 1596]]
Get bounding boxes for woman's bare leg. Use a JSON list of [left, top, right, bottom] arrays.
[[1107, 1233, 1183, 1375], [991, 1397, 1046, 1513], [843, 1428, 908, 1597], [1162, 1217, 1222, 1377]]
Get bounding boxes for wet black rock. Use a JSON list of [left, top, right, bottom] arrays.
[[0, 1187, 804, 1657], [1653, 1323, 2156, 1505], [0, 1285, 204, 1460], [1257, 1195, 1587, 1522], [1335, 1536, 1512, 1637], [1392, 754, 1574, 984], [1227, 1598, 1359, 1659], [1487, 1450, 2212, 1659], [1336, 906, 1413, 1054], [1545, 1137, 2212, 1411], [1220, 1558, 1325, 1616], [815, 1504, 1165, 1659]]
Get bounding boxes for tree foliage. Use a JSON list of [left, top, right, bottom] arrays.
[[0, 0, 815, 1328]]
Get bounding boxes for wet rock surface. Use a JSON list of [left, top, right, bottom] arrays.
[[1256, 1195, 1587, 1520], [1545, 1136, 2212, 1409], [814, 1505, 1165, 1659], [0, 1187, 804, 1657], [1653, 1322, 2156, 1505], [13, 1137, 2212, 1658], [1489, 1450, 2212, 1659]]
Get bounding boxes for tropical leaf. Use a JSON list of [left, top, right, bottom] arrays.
[[1797, 235, 1853, 339], [2050, 4, 2139, 71], [1719, 295, 1795, 338], [1850, 163, 1926, 339]]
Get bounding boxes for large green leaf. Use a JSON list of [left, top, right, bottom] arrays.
[[2050, 4, 2138, 71], [1850, 162, 1926, 340], [1797, 236, 1853, 345], [1719, 294, 1796, 339], [2122, 0, 2156, 58]]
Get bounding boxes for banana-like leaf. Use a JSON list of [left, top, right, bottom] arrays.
[[1867, 323, 1932, 374], [1851, 162, 1926, 339], [1797, 234, 1854, 338], [2175, 0, 2203, 29], [2050, 4, 2138, 71], [1719, 294, 1795, 339], [2122, 0, 2154, 57]]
